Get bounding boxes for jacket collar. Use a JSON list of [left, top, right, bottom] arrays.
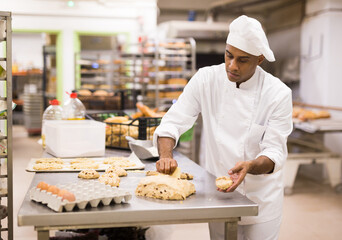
[[237, 66, 260, 90]]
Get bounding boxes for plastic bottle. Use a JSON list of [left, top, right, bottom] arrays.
[[62, 92, 86, 120], [42, 99, 63, 148]]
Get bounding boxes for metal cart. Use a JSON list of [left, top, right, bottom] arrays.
[[284, 119, 342, 195]]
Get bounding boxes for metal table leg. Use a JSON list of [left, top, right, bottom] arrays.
[[224, 219, 239, 240], [37, 229, 49, 240]]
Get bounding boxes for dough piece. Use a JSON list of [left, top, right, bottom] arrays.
[[78, 169, 100, 179], [33, 163, 63, 170], [180, 172, 194, 180], [104, 157, 136, 168], [35, 158, 64, 164], [103, 156, 126, 164], [99, 173, 120, 187], [146, 169, 193, 180], [105, 166, 127, 177], [111, 159, 136, 168], [135, 175, 196, 200], [70, 158, 94, 164], [146, 170, 160, 176], [215, 176, 233, 190], [69, 163, 99, 170]]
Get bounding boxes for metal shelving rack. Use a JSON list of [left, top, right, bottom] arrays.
[[116, 38, 196, 110], [142, 38, 196, 109], [0, 11, 13, 240]]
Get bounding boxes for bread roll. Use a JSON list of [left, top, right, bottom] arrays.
[[104, 116, 129, 123], [105, 166, 127, 177], [216, 176, 233, 190], [78, 89, 92, 96], [136, 102, 158, 117], [93, 90, 108, 96], [316, 110, 330, 118], [167, 78, 187, 85]]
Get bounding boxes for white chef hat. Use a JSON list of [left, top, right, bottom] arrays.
[[226, 15, 275, 62]]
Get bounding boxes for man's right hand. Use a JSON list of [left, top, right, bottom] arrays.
[[156, 157, 178, 174]]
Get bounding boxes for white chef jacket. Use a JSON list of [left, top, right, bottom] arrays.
[[153, 63, 293, 225]]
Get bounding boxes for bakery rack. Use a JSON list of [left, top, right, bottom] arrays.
[[141, 38, 196, 109], [0, 11, 13, 239], [115, 38, 196, 110]]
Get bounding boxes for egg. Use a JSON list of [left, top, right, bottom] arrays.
[[57, 189, 68, 198], [36, 182, 49, 191], [47, 185, 60, 195], [62, 191, 76, 202]]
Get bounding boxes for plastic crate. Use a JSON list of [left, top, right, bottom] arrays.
[[86, 112, 161, 150]]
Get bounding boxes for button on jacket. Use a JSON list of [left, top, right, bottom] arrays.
[[153, 63, 293, 225]]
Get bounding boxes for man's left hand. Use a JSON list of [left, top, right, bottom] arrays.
[[218, 161, 251, 193]]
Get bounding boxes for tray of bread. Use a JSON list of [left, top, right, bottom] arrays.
[[292, 107, 331, 123], [26, 153, 145, 172], [292, 106, 342, 133], [30, 180, 132, 212], [294, 118, 342, 133]]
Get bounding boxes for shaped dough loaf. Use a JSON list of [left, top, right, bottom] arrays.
[[135, 175, 195, 200]]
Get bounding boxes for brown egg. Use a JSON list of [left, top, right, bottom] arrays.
[[62, 191, 76, 202], [36, 182, 49, 191], [47, 185, 60, 195], [57, 189, 68, 198]]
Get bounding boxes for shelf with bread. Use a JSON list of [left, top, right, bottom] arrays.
[[139, 38, 196, 109], [75, 49, 120, 99]]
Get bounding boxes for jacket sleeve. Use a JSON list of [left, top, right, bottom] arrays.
[[153, 70, 203, 147], [256, 89, 293, 173]]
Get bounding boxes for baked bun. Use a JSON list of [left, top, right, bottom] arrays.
[[93, 90, 109, 96], [316, 110, 330, 118], [216, 176, 233, 190], [104, 116, 129, 123], [78, 89, 92, 96]]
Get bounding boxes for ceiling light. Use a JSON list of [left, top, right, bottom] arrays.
[[67, 1, 75, 7]]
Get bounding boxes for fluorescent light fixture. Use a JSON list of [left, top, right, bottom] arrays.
[[67, 0, 75, 7]]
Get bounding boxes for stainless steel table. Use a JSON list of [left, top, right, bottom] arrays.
[[18, 150, 258, 240]]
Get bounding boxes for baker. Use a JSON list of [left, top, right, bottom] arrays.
[[153, 15, 293, 240]]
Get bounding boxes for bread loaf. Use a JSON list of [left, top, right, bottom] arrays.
[[135, 175, 195, 200]]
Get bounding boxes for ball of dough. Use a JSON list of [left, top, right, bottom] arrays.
[[215, 176, 233, 190], [78, 169, 100, 179]]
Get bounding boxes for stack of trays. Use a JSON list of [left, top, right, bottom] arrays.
[[23, 93, 43, 133], [30, 180, 132, 212]]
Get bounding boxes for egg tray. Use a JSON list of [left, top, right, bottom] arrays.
[[29, 180, 132, 212]]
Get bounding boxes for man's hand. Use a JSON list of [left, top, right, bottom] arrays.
[[156, 157, 178, 174], [218, 161, 251, 193], [156, 137, 177, 174], [217, 155, 275, 193]]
